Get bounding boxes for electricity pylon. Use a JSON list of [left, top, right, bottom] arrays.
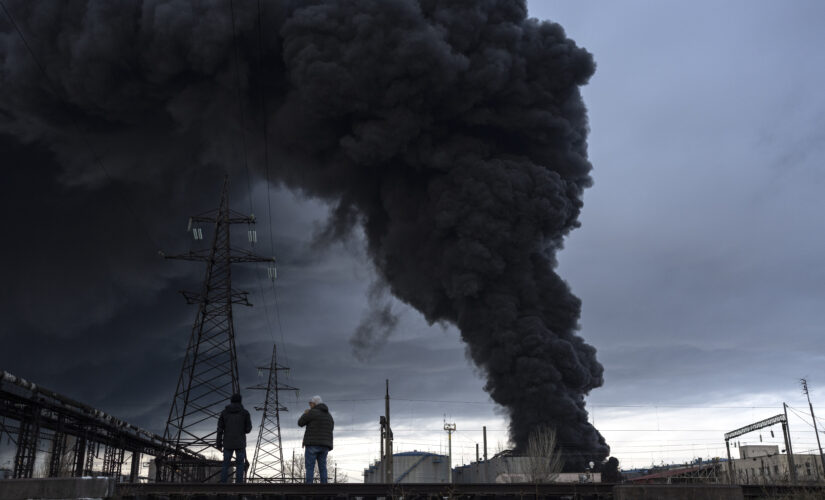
[[158, 175, 276, 482], [248, 344, 298, 482]]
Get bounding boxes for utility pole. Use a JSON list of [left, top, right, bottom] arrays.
[[801, 379, 825, 476], [783, 403, 797, 482], [444, 421, 456, 483], [159, 175, 276, 482], [379, 416, 385, 459], [383, 380, 393, 484], [248, 344, 298, 482]]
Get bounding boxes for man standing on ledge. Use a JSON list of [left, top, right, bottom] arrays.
[[216, 393, 252, 483], [298, 395, 334, 483]]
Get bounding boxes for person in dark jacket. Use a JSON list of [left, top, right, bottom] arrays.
[[217, 393, 252, 483], [298, 395, 334, 483]]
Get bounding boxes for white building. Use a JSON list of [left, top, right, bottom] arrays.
[[722, 445, 825, 484]]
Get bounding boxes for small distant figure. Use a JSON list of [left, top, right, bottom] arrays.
[[298, 395, 334, 483], [217, 393, 252, 483]]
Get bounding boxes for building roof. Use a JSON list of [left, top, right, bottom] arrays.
[[395, 451, 446, 458], [629, 464, 716, 482]]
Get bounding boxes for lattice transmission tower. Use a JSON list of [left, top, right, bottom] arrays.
[[248, 344, 298, 482], [158, 175, 276, 482]]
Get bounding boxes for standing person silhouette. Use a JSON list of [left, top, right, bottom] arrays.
[[298, 395, 334, 483], [216, 393, 252, 483]]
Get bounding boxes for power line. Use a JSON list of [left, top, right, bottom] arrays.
[[787, 406, 817, 430], [254, 0, 291, 371], [225, 0, 292, 375], [255, 0, 276, 258], [224, 0, 294, 381], [227, 0, 254, 215], [324, 397, 805, 410]]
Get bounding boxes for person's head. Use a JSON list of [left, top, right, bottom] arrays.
[[309, 395, 322, 408], [231, 393, 242, 403]]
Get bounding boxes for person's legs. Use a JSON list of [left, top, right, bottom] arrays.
[[304, 446, 317, 484], [234, 448, 247, 483], [220, 448, 233, 483], [317, 447, 329, 483]]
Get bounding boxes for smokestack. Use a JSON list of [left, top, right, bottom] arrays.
[[483, 425, 488, 462], [0, 0, 607, 468]]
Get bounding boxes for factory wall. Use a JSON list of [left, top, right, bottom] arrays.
[[364, 452, 449, 484], [712, 444, 825, 484], [454, 456, 600, 483]]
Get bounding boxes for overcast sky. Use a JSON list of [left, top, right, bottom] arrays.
[[2, 0, 825, 479]]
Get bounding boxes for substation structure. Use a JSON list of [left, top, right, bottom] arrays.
[[0, 370, 209, 480]]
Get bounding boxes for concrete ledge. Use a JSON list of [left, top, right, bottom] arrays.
[[615, 484, 744, 500], [0, 477, 116, 500]]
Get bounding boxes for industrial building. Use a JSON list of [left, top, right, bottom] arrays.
[[721, 445, 825, 484], [364, 452, 450, 483], [454, 456, 600, 484], [365, 453, 600, 484]]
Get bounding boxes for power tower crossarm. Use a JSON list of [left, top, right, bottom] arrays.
[[163, 249, 276, 264], [189, 214, 257, 225], [179, 290, 253, 306]]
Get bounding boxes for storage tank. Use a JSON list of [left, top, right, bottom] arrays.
[[364, 451, 449, 483]]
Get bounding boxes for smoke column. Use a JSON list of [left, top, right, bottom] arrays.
[[0, 0, 608, 466]]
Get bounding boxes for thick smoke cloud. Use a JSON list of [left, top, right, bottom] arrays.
[[0, 0, 607, 466]]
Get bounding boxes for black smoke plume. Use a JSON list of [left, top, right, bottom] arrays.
[[0, 0, 608, 467]]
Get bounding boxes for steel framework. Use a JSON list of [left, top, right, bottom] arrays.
[[724, 413, 795, 484], [0, 370, 201, 480], [248, 344, 297, 482], [158, 176, 275, 482]]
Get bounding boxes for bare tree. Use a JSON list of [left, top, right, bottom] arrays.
[[37, 435, 77, 478], [281, 453, 345, 483], [525, 426, 564, 483]]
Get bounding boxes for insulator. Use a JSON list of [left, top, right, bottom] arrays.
[[268, 266, 277, 280], [257, 368, 264, 377], [248, 230, 257, 243], [192, 228, 198, 240], [187, 217, 192, 232], [197, 228, 203, 240]]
